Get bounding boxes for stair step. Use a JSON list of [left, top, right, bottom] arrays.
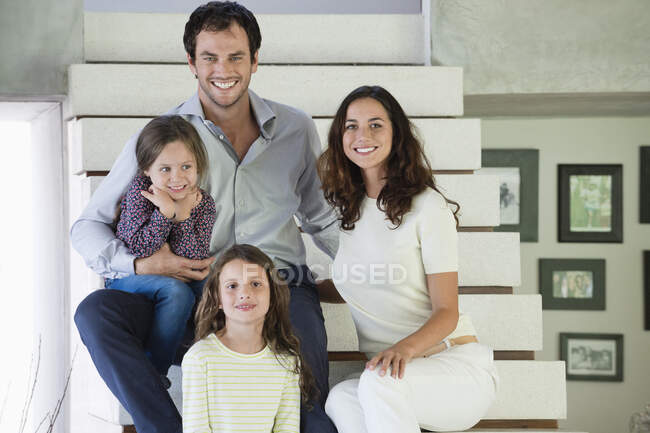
[[323, 295, 542, 352], [304, 231, 521, 287], [328, 360, 566, 421], [67, 64, 464, 118], [84, 12, 425, 64], [68, 117, 481, 174]]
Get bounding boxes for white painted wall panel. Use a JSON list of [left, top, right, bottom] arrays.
[[84, 12, 424, 64], [69, 117, 481, 174], [323, 295, 542, 352], [67, 64, 463, 117], [305, 232, 521, 287]]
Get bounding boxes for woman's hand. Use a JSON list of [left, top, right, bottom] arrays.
[[365, 341, 416, 379], [173, 188, 202, 222], [141, 186, 175, 219]]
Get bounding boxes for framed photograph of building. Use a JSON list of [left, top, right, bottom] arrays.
[[539, 259, 605, 310], [641, 146, 650, 223], [558, 164, 623, 242], [479, 149, 539, 242], [560, 333, 623, 381]]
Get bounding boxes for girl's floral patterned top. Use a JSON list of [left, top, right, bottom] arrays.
[[116, 175, 216, 260]]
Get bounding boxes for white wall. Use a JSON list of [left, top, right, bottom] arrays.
[[482, 116, 650, 433], [0, 0, 82, 96]]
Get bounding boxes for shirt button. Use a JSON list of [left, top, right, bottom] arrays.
[[238, 232, 245, 238], [219, 134, 224, 140], [238, 199, 245, 208]]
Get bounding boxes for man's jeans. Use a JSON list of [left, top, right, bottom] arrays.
[[75, 265, 337, 433], [104, 275, 205, 376]]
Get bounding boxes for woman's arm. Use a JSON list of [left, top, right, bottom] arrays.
[[365, 271, 459, 379]]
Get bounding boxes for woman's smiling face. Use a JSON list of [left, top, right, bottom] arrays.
[[342, 97, 393, 174]]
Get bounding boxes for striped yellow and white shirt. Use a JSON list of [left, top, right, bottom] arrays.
[[182, 333, 300, 433]]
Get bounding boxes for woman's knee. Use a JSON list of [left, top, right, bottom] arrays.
[[324, 380, 357, 418]]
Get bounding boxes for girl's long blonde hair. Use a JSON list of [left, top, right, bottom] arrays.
[[194, 244, 318, 405]]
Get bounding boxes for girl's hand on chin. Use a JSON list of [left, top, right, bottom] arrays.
[[141, 186, 175, 219], [365, 341, 416, 380], [173, 187, 201, 221]]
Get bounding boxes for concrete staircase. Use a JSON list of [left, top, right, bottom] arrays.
[[67, 10, 585, 433]]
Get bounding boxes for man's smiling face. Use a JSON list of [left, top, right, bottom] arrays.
[[188, 23, 258, 113]]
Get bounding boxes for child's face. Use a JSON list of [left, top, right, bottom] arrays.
[[218, 259, 271, 328], [144, 140, 198, 201]]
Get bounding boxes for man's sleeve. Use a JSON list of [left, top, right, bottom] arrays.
[[294, 118, 339, 259], [70, 133, 140, 278]]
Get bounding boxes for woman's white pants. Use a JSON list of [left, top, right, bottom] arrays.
[[325, 343, 498, 433]]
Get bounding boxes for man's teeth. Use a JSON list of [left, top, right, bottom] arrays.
[[356, 147, 377, 153], [212, 80, 236, 89]]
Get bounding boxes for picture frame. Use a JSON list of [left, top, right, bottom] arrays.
[[641, 146, 650, 223], [643, 250, 650, 331], [558, 164, 623, 243], [539, 259, 605, 310], [560, 333, 623, 381], [479, 149, 539, 242]]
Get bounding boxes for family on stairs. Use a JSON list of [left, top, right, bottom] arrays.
[[73, 2, 508, 433]]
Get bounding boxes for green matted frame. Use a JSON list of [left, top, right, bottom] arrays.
[[560, 333, 623, 382], [558, 164, 623, 243], [539, 258, 605, 310], [481, 149, 539, 242]]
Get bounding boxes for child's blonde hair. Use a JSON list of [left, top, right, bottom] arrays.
[[194, 244, 318, 405]]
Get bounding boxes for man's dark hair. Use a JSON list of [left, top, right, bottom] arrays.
[[184, 1, 262, 60]]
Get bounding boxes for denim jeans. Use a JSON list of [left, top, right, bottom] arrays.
[[105, 275, 206, 376]]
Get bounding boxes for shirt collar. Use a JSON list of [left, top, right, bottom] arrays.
[[179, 90, 276, 140]]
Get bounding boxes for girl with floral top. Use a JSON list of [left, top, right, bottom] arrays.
[[106, 115, 216, 387]]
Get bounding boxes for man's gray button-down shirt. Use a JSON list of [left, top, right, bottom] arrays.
[[70, 90, 339, 279]]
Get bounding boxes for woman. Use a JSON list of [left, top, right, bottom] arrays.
[[318, 86, 498, 432]]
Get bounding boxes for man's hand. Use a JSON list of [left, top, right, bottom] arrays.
[[134, 243, 214, 282], [173, 188, 202, 222], [141, 186, 176, 219], [365, 341, 417, 379]]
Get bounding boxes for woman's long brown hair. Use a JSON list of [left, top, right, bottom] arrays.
[[317, 85, 460, 230], [194, 244, 318, 405]]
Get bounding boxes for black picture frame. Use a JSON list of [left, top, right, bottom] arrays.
[[481, 149, 539, 242], [539, 259, 605, 310], [560, 333, 623, 381], [641, 147, 650, 223], [558, 164, 623, 243], [643, 251, 650, 331]]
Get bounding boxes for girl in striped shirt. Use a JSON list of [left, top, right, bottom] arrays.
[[182, 244, 316, 433]]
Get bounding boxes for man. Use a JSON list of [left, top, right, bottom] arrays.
[[72, 2, 338, 432]]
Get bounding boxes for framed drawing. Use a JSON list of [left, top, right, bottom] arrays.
[[539, 259, 605, 310], [641, 146, 650, 223], [558, 164, 623, 242], [479, 149, 539, 242], [560, 333, 623, 381]]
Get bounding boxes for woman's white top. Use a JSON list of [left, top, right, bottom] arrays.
[[332, 188, 476, 356]]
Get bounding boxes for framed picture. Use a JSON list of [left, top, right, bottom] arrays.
[[558, 164, 623, 242], [539, 259, 605, 310], [479, 149, 539, 242], [645, 251, 650, 331], [641, 146, 650, 223], [560, 333, 623, 381]]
